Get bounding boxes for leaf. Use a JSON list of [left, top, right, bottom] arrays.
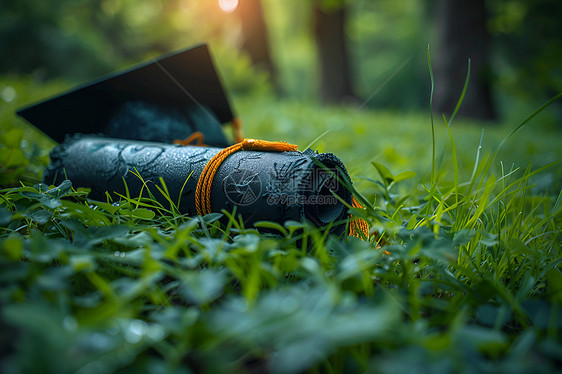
[[132, 208, 156, 220], [19, 191, 62, 209], [254, 221, 288, 236], [180, 269, 227, 305], [151, 307, 199, 332], [475, 303, 512, 327], [24, 209, 53, 224], [90, 225, 132, 241], [372, 161, 394, 186], [516, 275, 536, 302], [479, 231, 498, 247], [521, 299, 561, 329], [36, 267, 74, 291], [92, 201, 121, 215], [0, 207, 13, 226], [509, 238, 533, 257], [393, 171, 417, 183], [113, 232, 154, 248], [2, 235, 23, 261], [232, 234, 261, 253], [46, 180, 73, 198], [41, 196, 63, 209], [453, 229, 477, 246], [458, 326, 507, 356], [70, 255, 97, 272], [60, 200, 111, 226], [284, 220, 306, 229], [33, 183, 49, 193], [202, 212, 223, 223]]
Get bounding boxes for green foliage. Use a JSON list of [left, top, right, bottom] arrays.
[[233, 95, 562, 194], [2, 1, 561, 369], [0, 0, 272, 98], [0, 77, 62, 186], [2, 0, 560, 120], [2, 86, 562, 372], [488, 0, 562, 99]]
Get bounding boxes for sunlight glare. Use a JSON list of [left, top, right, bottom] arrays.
[[218, 0, 238, 13]]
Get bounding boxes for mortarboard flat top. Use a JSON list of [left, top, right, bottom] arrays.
[[17, 43, 234, 144]]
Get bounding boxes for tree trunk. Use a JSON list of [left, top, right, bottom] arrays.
[[434, 0, 496, 121], [313, 4, 355, 104], [234, 0, 279, 93]]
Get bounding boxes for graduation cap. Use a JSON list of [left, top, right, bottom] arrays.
[[17, 43, 236, 147]]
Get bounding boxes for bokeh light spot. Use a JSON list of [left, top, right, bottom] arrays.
[[219, 0, 238, 13], [1, 86, 16, 103]]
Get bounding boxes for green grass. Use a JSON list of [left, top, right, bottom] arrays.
[[1, 75, 562, 373]]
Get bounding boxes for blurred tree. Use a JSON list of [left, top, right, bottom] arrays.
[[233, 0, 279, 93], [313, 0, 355, 103], [0, 0, 163, 80], [433, 0, 496, 121], [0, 0, 106, 79], [347, 0, 431, 110], [488, 0, 562, 106]]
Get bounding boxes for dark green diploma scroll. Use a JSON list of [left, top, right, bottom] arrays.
[[44, 136, 353, 235]]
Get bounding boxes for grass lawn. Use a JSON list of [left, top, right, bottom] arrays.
[[1, 77, 561, 373]]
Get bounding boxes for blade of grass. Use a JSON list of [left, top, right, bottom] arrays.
[[427, 45, 436, 187]]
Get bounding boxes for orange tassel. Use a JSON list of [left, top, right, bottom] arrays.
[[173, 131, 205, 146], [195, 138, 298, 216], [349, 196, 370, 239]]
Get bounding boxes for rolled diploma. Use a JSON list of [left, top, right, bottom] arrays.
[[44, 136, 353, 234]]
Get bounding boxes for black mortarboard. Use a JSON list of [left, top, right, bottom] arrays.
[[17, 43, 233, 147]]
